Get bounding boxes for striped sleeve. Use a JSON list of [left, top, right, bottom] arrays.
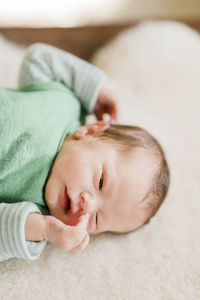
[[0, 202, 47, 262], [18, 43, 107, 113]]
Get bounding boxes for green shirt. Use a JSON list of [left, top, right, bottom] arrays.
[[0, 81, 84, 214], [0, 43, 106, 261]]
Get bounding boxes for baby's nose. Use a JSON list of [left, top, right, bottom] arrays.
[[79, 191, 95, 214]]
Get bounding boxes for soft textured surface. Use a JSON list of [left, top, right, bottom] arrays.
[[0, 21, 200, 299]]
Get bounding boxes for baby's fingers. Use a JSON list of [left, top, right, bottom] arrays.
[[73, 232, 90, 251], [68, 214, 89, 248], [77, 213, 89, 229]]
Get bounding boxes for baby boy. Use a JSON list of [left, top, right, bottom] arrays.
[[0, 43, 169, 261]]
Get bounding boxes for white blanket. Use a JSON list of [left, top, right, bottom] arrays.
[[0, 21, 199, 300]]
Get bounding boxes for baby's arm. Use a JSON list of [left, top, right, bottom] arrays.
[[25, 213, 89, 251], [18, 43, 106, 114], [0, 202, 46, 262]]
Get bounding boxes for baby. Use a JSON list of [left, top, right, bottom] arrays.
[[0, 43, 170, 261]]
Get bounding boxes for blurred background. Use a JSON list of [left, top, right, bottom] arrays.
[[0, 0, 200, 61], [0, 0, 199, 27]]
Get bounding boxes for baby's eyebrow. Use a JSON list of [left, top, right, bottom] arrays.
[[105, 166, 117, 200], [93, 166, 98, 190], [103, 163, 108, 193]]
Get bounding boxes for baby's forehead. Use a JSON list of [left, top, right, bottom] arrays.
[[114, 148, 157, 199], [117, 146, 157, 169]]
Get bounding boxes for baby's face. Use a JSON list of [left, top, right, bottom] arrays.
[[45, 136, 156, 234]]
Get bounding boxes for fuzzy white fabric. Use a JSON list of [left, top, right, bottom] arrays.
[[0, 21, 200, 300]]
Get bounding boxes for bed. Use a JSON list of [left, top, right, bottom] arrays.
[[0, 20, 200, 300]]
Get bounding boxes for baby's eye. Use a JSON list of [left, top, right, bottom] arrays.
[[96, 213, 98, 225], [99, 173, 104, 190]]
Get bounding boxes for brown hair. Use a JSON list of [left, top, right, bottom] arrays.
[[98, 124, 170, 223]]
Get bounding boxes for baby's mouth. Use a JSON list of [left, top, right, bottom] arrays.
[[67, 196, 71, 211], [63, 188, 83, 226], [63, 187, 71, 212]]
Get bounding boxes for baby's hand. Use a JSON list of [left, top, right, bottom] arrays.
[[44, 214, 90, 251], [94, 88, 118, 122]]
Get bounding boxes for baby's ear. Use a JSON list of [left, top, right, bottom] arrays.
[[73, 121, 109, 139]]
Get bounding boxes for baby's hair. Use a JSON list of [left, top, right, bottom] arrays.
[[97, 124, 170, 224]]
